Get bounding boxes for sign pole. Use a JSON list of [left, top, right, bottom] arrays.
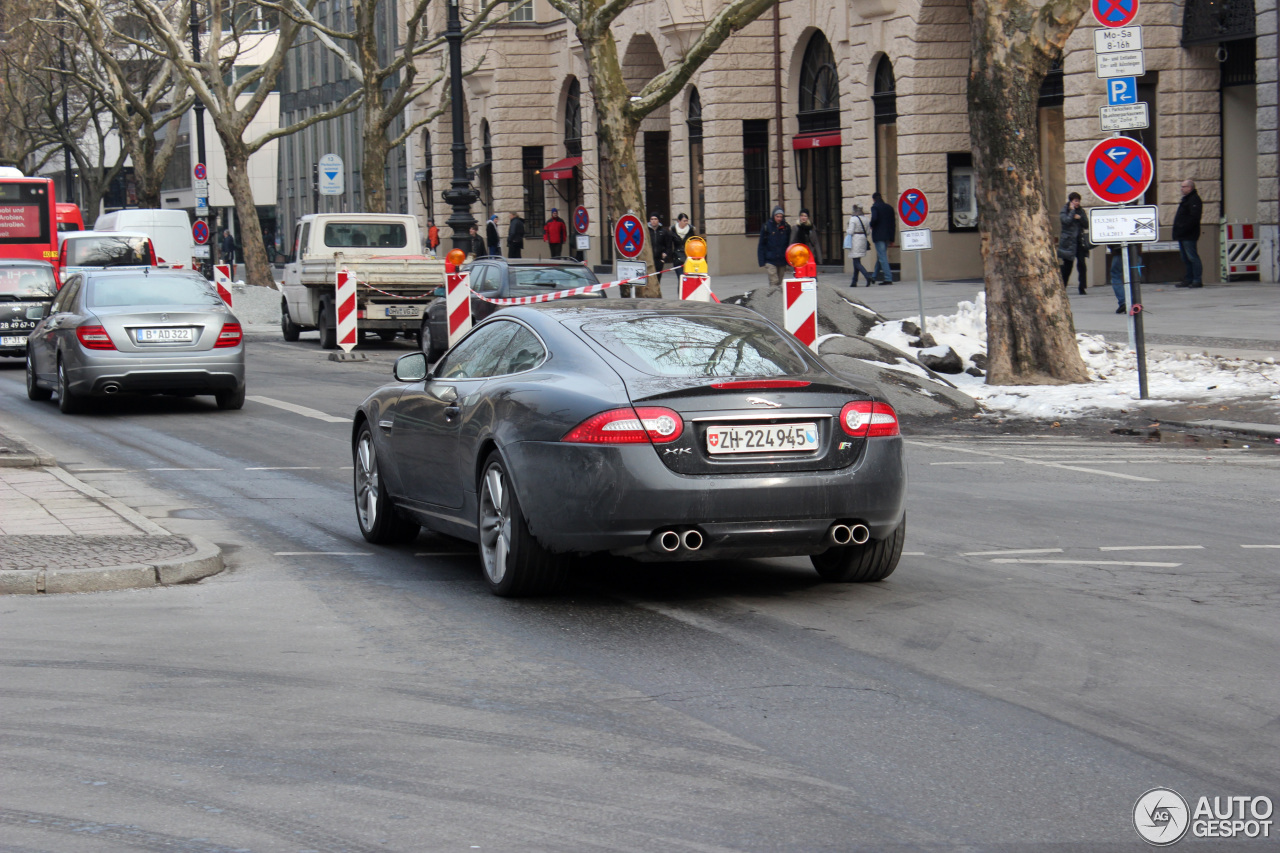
[[915, 249, 927, 335]]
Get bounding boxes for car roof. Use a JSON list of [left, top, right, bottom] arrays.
[[0, 259, 55, 269], [58, 230, 150, 243], [472, 257, 590, 268], [77, 268, 201, 283], [506, 299, 763, 323]]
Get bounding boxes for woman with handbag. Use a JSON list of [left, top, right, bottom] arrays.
[[1058, 192, 1089, 295], [845, 204, 874, 287]]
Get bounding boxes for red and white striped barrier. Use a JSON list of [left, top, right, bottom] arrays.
[[446, 270, 472, 347], [679, 273, 711, 302], [783, 278, 818, 349], [335, 268, 358, 352], [213, 264, 233, 306]]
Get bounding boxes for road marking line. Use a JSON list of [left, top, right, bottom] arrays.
[[1241, 544, 1280, 549], [963, 548, 1064, 556], [990, 558, 1182, 568], [929, 460, 1006, 465], [247, 396, 349, 423], [274, 551, 371, 556], [901, 551, 926, 556], [415, 551, 473, 557], [1098, 545, 1204, 551], [146, 467, 222, 471], [907, 440, 1159, 482], [246, 466, 329, 470]]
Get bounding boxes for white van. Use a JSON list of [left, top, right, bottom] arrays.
[[94, 209, 196, 270]]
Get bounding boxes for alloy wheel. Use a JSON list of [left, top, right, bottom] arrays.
[[479, 463, 511, 584], [354, 432, 379, 532]]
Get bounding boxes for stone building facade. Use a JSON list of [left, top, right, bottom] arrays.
[[399, 0, 1274, 281]]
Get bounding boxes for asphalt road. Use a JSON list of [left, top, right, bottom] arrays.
[[0, 331, 1277, 852]]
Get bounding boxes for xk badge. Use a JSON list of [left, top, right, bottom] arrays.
[[1134, 788, 1190, 846]]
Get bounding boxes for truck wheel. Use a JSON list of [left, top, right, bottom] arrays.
[[318, 306, 338, 350], [281, 298, 300, 342], [811, 517, 905, 583], [377, 330, 398, 342]]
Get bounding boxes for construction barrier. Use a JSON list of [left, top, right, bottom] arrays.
[[1223, 222, 1260, 279], [783, 278, 818, 349], [679, 273, 711, 302], [212, 264, 233, 306], [446, 269, 472, 347], [335, 268, 358, 353]]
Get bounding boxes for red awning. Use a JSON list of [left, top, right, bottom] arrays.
[[540, 156, 582, 180], [791, 133, 842, 150]]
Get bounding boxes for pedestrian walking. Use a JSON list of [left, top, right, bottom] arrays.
[[757, 207, 792, 289], [670, 213, 696, 267], [845, 204, 874, 287], [794, 209, 824, 270], [869, 193, 896, 284], [220, 229, 237, 280], [486, 215, 502, 257], [506, 212, 525, 259], [543, 208, 568, 257], [427, 220, 440, 256], [1058, 192, 1089, 295], [1173, 178, 1204, 288], [647, 214, 673, 284]]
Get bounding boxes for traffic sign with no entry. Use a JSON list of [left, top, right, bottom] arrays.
[[1092, 0, 1138, 28], [615, 214, 645, 259], [897, 189, 929, 227], [573, 205, 590, 235], [193, 162, 207, 181], [192, 220, 209, 245], [1084, 137, 1153, 205]]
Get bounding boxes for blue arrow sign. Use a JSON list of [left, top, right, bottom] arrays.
[[1107, 77, 1137, 105]]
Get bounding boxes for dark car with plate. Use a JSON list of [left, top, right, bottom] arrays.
[[419, 257, 601, 361], [0, 260, 58, 358], [25, 268, 246, 413], [354, 299, 907, 597]]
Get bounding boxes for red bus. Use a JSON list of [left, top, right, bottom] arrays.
[[55, 202, 84, 232], [0, 177, 59, 274]]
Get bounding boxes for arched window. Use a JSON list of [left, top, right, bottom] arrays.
[[799, 33, 840, 133], [478, 121, 493, 216], [872, 56, 898, 216], [873, 56, 896, 124], [564, 78, 582, 158], [687, 88, 704, 232]]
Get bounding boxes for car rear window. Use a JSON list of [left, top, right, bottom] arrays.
[[0, 264, 57, 298], [509, 265, 595, 298], [66, 235, 153, 267], [86, 276, 222, 308], [323, 223, 408, 249], [581, 314, 808, 377]]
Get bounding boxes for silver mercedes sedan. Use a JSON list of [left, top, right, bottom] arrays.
[[25, 269, 246, 414]]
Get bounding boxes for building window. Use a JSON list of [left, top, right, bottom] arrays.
[[872, 57, 898, 205], [522, 146, 544, 237], [1124, 74, 1158, 206], [161, 116, 191, 192], [743, 119, 770, 233], [798, 32, 840, 133], [1038, 60, 1064, 108], [947, 153, 977, 231], [479, 122, 493, 218], [507, 0, 533, 23], [564, 79, 582, 159], [688, 88, 704, 232]]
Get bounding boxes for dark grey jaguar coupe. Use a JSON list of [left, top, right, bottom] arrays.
[[352, 300, 906, 596]]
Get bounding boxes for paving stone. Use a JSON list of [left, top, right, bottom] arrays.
[[0, 535, 196, 572]]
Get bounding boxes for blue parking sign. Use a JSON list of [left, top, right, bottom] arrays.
[[1107, 77, 1137, 106]]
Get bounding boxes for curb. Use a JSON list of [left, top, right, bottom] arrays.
[[1155, 419, 1280, 442], [0, 534, 224, 595], [0, 433, 57, 469]]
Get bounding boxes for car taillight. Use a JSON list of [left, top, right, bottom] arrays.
[[562, 406, 684, 444], [839, 401, 900, 437], [709, 379, 811, 389], [76, 325, 116, 350], [214, 322, 243, 348], [148, 239, 158, 266]]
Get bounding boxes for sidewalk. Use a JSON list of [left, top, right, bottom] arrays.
[[0, 423, 222, 594]]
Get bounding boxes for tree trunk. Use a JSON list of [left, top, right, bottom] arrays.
[[223, 143, 272, 289], [362, 101, 389, 214], [969, 0, 1089, 385], [582, 31, 657, 297]]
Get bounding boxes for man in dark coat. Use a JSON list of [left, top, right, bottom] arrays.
[[757, 207, 791, 289], [220, 229, 237, 280], [1058, 192, 1089, 295], [648, 214, 674, 284], [869, 193, 896, 284], [1172, 178, 1204, 287], [506, 212, 525, 259], [486, 215, 502, 257], [543, 208, 568, 257]]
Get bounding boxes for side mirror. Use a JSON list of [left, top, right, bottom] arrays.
[[393, 351, 429, 382]]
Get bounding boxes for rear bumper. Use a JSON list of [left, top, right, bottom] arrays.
[[502, 437, 907, 558], [65, 350, 245, 396]]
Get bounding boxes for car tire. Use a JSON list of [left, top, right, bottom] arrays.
[[281, 298, 301, 342], [318, 305, 338, 350], [56, 357, 86, 414], [477, 451, 568, 597], [353, 424, 419, 545], [810, 517, 905, 583], [26, 352, 51, 401], [420, 318, 444, 362], [215, 385, 246, 410]]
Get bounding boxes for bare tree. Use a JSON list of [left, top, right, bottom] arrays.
[[57, 0, 196, 210], [0, 0, 66, 171], [543, 0, 779, 297], [108, 0, 361, 288], [969, 0, 1091, 384]]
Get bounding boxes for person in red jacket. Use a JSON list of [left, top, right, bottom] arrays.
[[426, 220, 440, 255], [543, 208, 568, 257]]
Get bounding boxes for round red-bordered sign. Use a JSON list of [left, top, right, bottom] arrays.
[[192, 220, 209, 245], [1084, 137, 1153, 205], [615, 214, 645, 259], [1092, 0, 1138, 28], [573, 206, 590, 235], [897, 188, 929, 227], [193, 162, 207, 181]]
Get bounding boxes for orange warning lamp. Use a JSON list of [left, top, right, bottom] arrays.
[[445, 248, 467, 272], [786, 243, 816, 278], [683, 235, 708, 275]]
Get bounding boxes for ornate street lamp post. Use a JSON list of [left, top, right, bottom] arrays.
[[442, 0, 478, 250]]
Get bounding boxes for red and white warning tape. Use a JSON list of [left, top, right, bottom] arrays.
[[471, 269, 665, 306]]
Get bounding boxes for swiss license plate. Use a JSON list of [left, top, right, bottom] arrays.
[[384, 305, 421, 318], [137, 327, 194, 343], [706, 423, 820, 455], [0, 335, 26, 347]]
